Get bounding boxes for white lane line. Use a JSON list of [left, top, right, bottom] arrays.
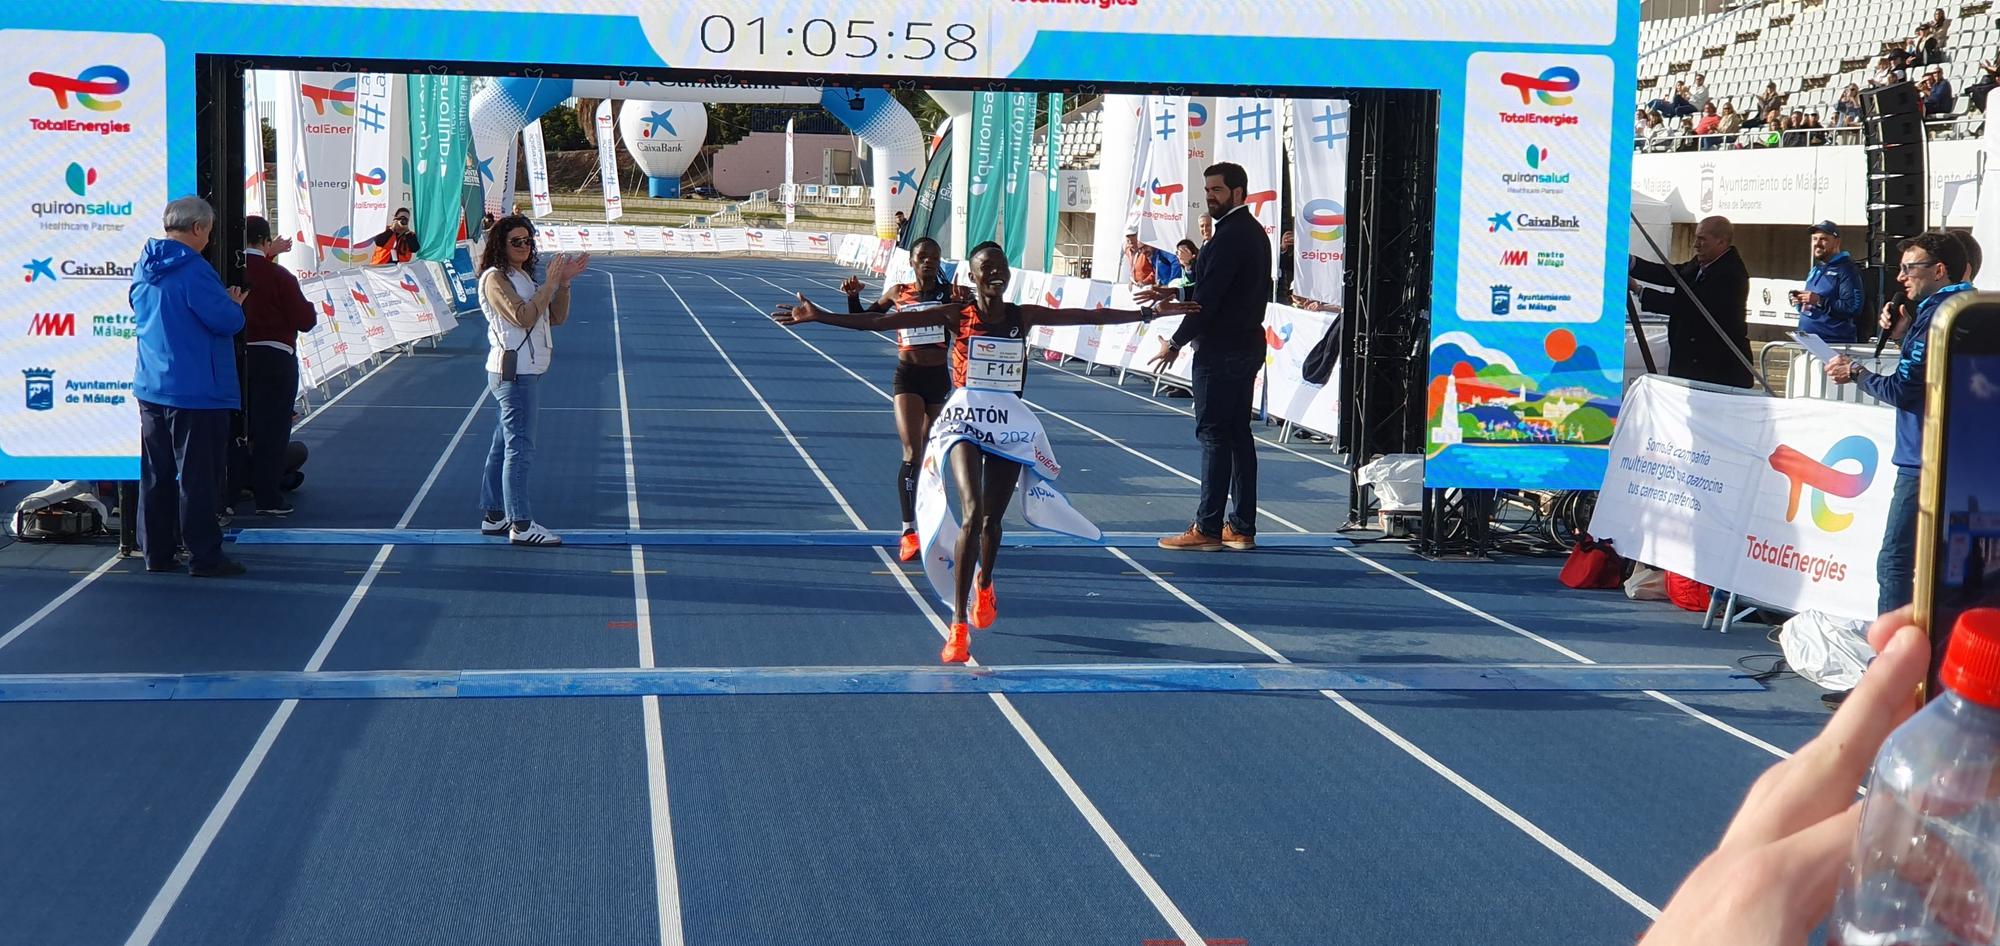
[[605, 270, 687, 946], [697, 270, 1663, 917], [1, 344, 411, 658], [123, 381, 490, 946], [1107, 548, 1661, 918], [659, 270, 1208, 946]]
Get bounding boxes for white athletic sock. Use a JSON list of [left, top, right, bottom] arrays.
[[901, 520, 914, 532]]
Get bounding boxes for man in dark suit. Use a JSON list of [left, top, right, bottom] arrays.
[[1630, 215, 1754, 388], [1148, 162, 1274, 551]]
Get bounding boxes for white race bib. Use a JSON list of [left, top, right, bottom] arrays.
[[965, 336, 1026, 393], [899, 326, 946, 346]]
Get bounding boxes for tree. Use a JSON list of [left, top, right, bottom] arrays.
[[538, 104, 589, 151], [705, 102, 754, 148], [259, 118, 275, 162], [892, 89, 947, 137]]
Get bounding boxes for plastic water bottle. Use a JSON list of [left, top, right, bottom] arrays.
[[1830, 608, 2000, 946]]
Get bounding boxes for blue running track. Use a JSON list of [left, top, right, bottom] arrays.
[[0, 256, 1840, 946]]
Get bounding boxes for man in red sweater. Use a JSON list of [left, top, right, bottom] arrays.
[[241, 216, 317, 515]]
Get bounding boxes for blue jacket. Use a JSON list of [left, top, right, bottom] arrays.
[[130, 238, 244, 410], [1861, 281, 1972, 469], [1798, 251, 1864, 343]]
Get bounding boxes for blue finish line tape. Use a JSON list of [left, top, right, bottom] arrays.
[[226, 529, 1352, 549], [0, 663, 1760, 703]]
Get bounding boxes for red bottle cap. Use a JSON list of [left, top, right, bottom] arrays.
[[1941, 608, 2000, 708]]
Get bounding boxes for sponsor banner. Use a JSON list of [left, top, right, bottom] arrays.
[[636, 225, 666, 252], [1214, 97, 1283, 279], [782, 116, 794, 228], [967, 91, 1007, 248], [0, 32, 164, 476], [1632, 140, 1983, 228], [1260, 303, 1342, 436], [1590, 376, 1895, 621], [1429, 52, 1617, 490], [711, 228, 748, 253], [1001, 92, 1036, 265], [594, 99, 622, 221], [244, 74, 266, 217], [1128, 94, 1189, 254], [274, 72, 323, 277], [408, 73, 470, 263], [522, 118, 553, 218], [1289, 98, 1350, 305], [361, 264, 441, 344], [349, 72, 397, 243], [294, 70, 366, 269], [1043, 92, 1063, 270]]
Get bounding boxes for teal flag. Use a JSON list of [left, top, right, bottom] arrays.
[[407, 75, 470, 262], [1042, 94, 1064, 270], [966, 92, 1006, 252], [1000, 93, 1036, 267]]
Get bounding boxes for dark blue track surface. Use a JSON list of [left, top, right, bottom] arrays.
[[0, 257, 1841, 946]]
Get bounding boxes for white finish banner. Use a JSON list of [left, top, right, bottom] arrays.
[[1127, 95, 1189, 255], [1589, 376, 1897, 622], [595, 99, 623, 222], [1213, 97, 1284, 279], [1289, 99, 1350, 305], [522, 119, 552, 218]]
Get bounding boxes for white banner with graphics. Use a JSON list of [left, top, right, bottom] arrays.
[[244, 75, 266, 217], [1128, 95, 1189, 254], [595, 99, 622, 222], [1289, 98, 1350, 305], [361, 265, 442, 344], [1589, 376, 1896, 621], [1260, 303, 1342, 436], [1632, 138, 1983, 228], [348, 72, 397, 244], [274, 73, 323, 278], [1214, 97, 1284, 279], [339, 271, 397, 356], [783, 117, 796, 228], [1184, 97, 1214, 240], [522, 119, 552, 218], [295, 70, 362, 267]]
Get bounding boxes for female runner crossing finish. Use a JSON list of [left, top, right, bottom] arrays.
[[776, 242, 1199, 663], [831, 237, 962, 561]]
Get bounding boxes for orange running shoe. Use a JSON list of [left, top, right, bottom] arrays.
[[941, 623, 971, 664], [970, 581, 997, 629], [898, 530, 920, 562]]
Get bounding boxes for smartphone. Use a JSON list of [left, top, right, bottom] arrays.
[[1913, 293, 2000, 699]]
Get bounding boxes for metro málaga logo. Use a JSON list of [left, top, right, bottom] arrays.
[[26, 65, 135, 135]]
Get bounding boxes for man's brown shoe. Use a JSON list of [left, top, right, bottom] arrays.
[[1158, 527, 1224, 551], [1222, 525, 1256, 551]]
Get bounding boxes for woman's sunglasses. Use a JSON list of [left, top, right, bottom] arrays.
[[507, 236, 535, 248]]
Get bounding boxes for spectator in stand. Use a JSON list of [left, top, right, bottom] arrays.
[[1781, 109, 1809, 148], [1794, 221, 1864, 343], [1629, 215, 1754, 389], [369, 207, 420, 265], [1929, 7, 1951, 47], [240, 216, 317, 517], [132, 196, 249, 578], [1916, 23, 1946, 66], [1836, 84, 1864, 124], [1694, 103, 1721, 149], [1969, 58, 2000, 112], [1649, 81, 1696, 118], [1688, 73, 1711, 114], [1826, 232, 1974, 619], [1634, 106, 1653, 139], [1670, 116, 1697, 152], [1643, 111, 1673, 152], [1869, 55, 1906, 88], [1754, 81, 1785, 119], [1922, 66, 1955, 118], [1717, 101, 1744, 141]]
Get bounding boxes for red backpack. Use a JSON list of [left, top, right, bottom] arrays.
[[1559, 534, 1625, 590], [1665, 572, 1714, 612]]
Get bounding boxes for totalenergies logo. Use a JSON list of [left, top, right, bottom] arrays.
[[1500, 66, 1580, 106], [29, 65, 128, 111], [301, 78, 357, 117], [1768, 435, 1878, 532], [1186, 101, 1207, 141], [1148, 178, 1183, 207], [399, 274, 423, 299], [316, 227, 369, 265], [1301, 198, 1345, 242], [1244, 190, 1278, 217], [353, 167, 386, 197]]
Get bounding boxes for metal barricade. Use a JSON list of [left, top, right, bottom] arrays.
[[1756, 340, 1902, 406]]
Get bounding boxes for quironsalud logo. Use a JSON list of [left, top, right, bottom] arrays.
[[1768, 435, 1879, 532], [24, 367, 55, 411]]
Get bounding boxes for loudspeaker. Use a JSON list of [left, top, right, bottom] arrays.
[[1867, 143, 1924, 176], [1861, 82, 1920, 118], [1868, 174, 1924, 206], [1866, 112, 1926, 146], [1861, 79, 1926, 265], [1869, 205, 1924, 237]]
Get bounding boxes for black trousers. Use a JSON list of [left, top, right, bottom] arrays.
[[245, 346, 299, 509], [1191, 347, 1262, 536], [138, 400, 229, 570]]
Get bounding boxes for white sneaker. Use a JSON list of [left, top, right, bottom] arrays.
[[509, 521, 563, 547], [480, 514, 509, 536]]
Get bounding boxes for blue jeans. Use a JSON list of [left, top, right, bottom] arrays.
[[480, 372, 540, 524], [138, 400, 230, 569], [1191, 348, 1262, 536], [1878, 467, 1921, 615]]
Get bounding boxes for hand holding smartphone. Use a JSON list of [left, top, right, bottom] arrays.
[[1914, 292, 2000, 698]]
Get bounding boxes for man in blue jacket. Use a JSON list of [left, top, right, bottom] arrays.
[[131, 196, 250, 577], [1827, 231, 1972, 615], [1794, 221, 1865, 343]]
